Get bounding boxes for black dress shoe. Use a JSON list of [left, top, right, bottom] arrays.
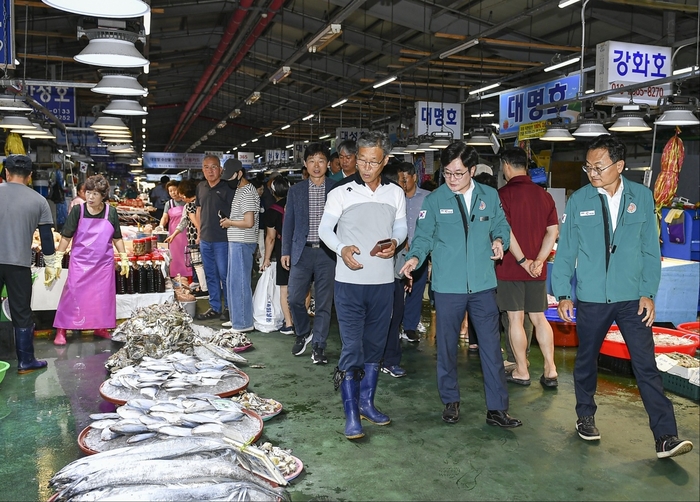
[[486, 410, 522, 428], [442, 402, 460, 424]]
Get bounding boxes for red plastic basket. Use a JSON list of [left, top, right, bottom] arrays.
[[677, 322, 700, 337], [600, 326, 699, 360]]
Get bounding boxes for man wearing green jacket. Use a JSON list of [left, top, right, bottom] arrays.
[[401, 141, 521, 428], [552, 134, 692, 459]]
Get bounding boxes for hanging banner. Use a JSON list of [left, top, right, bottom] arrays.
[[265, 149, 288, 164], [0, 0, 15, 69], [143, 152, 235, 169], [414, 101, 462, 137], [335, 127, 368, 143], [499, 74, 580, 136], [518, 120, 548, 141], [29, 85, 76, 124], [292, 142, 306, 165], [595, 41, 672, 105], [237, 152, 254, 167]]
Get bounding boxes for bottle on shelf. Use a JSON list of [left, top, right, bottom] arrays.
[[136, 258, 147, 294], [115, 257, 126, 295]]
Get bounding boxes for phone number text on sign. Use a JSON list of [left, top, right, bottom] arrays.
[[610, 82, 664, 99], [29, 85, 76, 125]]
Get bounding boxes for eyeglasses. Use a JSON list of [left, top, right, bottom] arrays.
[[581, 161, 616, 175], [356, 157, 385, 169], [442, 170, 468, 180]]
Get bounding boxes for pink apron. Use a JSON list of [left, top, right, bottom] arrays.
[[54, 204, 117, 329], [167, 203, 189, 278]]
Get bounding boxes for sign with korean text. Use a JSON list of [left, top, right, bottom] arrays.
[[518, 120, 547, 141], [29, 85, 76, 124], [265, 149, 288, 164], [293, 142, 306, 165], [0, 0, 15, 68], [143, 152, 235, 170], [335, 128, 368, 144], [499, 75, 580, 136], [595, 41, 671, 105], [237, 151, 254, 167], [414, 101, 461, 136]]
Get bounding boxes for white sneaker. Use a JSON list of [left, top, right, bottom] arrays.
[[417, 322, 427, 333], [222, 321, 232, 328]]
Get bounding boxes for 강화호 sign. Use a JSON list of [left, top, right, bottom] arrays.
[[595, 41, 672, 105]]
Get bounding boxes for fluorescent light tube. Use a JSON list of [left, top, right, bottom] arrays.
[[281, 124, 291, 130], [265, 132, 273, 137], [373, 76, 397, 89], [544, 56, 581, 72], [302, 114, 315, 121], [558, 0, 581, 7], [439, 39, 479, 60], [469, 83, 501, 95], [332, 98, 348, 108]]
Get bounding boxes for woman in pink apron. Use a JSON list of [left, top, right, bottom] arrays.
[[52, 175, 129, 345], [166, 190, 190, 280]]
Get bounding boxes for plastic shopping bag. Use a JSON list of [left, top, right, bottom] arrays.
[[253, 265, 284, 332]]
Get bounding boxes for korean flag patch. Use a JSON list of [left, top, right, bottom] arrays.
[[419, 210, 427, 220]]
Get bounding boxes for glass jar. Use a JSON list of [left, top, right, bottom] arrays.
[[133, 239, 146, 256]]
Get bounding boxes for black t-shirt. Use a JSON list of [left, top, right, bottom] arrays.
[[195, 179, 235, 242], [61, 204, 122, 239], [264, 198, 286, 261]]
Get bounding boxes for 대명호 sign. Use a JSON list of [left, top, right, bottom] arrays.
[[0, 0, 15, 68], [336, 128, 368, 143], [29, 85, 76, 124], [143, 152, 235, 169], [265, 149, 288, 164], [293, 142, 306, 164], [595, 41, 672, 105], [499, 75, 580, 136], [237, 152, 254, 166], [518, 120, 548, 141], [414, 101, 461, 136]]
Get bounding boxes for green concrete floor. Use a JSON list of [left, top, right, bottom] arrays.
[[0, 302, 698, 502]]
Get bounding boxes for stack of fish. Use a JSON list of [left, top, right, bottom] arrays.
[[50, 437, 290, 501], [107, 303, 247, 372], [85, 393, 263, 452], [104, 353, 247, 400]]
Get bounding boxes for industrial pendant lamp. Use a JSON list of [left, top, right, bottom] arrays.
[[92, 73, 147, 96], [431, 131, 453, 149], [103, 99, 148, 116], [572, 111, 609, 137], [466, 127, 493, 146], [75, 30, 149, 68], [42, 0, 150, 18], [655, 96, 699, 126], [0, 96, 32, 112], [609, 104, 651, 132], [91, 116, 129, 131], [540, 118, 575, 142], [417, 136, 437, 151], [0, 115, 36, 129]]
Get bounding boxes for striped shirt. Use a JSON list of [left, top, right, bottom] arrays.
[[226, 182, 260, 244], [307, 179, 325, 244]]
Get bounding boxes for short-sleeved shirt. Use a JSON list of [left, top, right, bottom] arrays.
[[264, 198, 286, 260], [496, 175, 558, 281], [227, 182, 260, 244], [0, 182, 54, 267], [61, 204, 122, 239], [150, 184, 170, 210], [195, 179, 235, 242], [406, 187, 430, 244], [176, 201, 198, 246]]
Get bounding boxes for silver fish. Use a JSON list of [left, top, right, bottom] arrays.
[[88, 413, 120, 420], [100, 428, 122, 441], [126, 432, 157, 444], [216, 411, 245, 423], [191, 423, 224, 435], [149, 403, 182, 413], [158, 426, 193, 437], [116, 407, 144, 420], [89, 419, 119, 430], [140, 387, 158, 398], [109, 422, 150, 434], [182, 413, 222, 425]]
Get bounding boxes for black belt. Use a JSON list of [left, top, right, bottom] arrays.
[[305, 242, 321, 248]]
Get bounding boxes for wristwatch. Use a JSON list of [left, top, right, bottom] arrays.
[[516, 256, 527, 265], [558, 296, 570, 301]]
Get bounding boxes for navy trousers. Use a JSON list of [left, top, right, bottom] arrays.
[[575, 300, 677, 439], [382, 279, 405, 367], [434, 289, 509, 410], [287, 246, 336, 348], [335, 281, 394, 371]]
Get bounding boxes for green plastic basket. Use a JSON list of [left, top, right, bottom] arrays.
[[662, 372, 700, 401], [0, 361, 10, 385]]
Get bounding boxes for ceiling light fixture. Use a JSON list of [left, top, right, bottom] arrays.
[[469, 82, 501, 95], [265, 132, 273, 137], [307, 24, 342, 53], [373, 76, 397, 89], [465, 127, 494, 146], [241, 143, 247, 147], [0, 115, 36, 129], [672, 65, 699, 76], [558, 0, 581, 7], [470, 112, 494, 118], [229, 109, 242, 118], [540, 118, 575, 141], [439, 38, 479, 60], [280, 124, 291, 130], [572, 111, 609, 137], [609, 104, 651, 132], [42, 0, 150, 17], [430, 131, 453, 149], [332, 98, 348, 108], [655, 96, 699, 126], [90, 116, 129, 130], [0, 96, 32, 112], [251, 138, 259, 143], [74, 29, 149, 68], [319, 133, 331, 140], [302, 114, 315, 121], [544, 56, 581, 73], [245, 92, 261, 105], [285, 144, 293, 149], [269, 66, 292, 85], [103, 99, 148, 116], [91, 73, 147, 96]]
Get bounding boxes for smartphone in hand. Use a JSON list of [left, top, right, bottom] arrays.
[[370, 238, 393, 256], [218, 210, 226, 220]]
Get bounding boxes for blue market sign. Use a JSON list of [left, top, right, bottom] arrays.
[[0, 0, 15, 69], [29, 85, 76, 125]]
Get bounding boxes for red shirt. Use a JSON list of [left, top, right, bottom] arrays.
[[496, 175, 558, 281]]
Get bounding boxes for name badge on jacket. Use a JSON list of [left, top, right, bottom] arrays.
[[440, 209, 454, 214], [580, 210, 595, 217]]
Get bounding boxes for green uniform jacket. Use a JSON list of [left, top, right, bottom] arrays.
[[551, 176, 660, 303], [406, 181, 510, 294]]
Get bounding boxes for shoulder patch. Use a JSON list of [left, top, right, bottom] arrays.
[[561, 213, 567, 223], [419, 210, 427, 220], [627, 202, 636, 213], [479, 200, 486, 211]]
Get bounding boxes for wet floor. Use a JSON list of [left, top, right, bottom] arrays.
[[0, 304, 698, 501]]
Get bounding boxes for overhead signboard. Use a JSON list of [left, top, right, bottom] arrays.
[[499, 74, 580, 136], [595, 41, 672, 105], [0, 0, 15, 69], [29, 85, 76, 124], [414, 101, 462, 137], [292, 142, 305, 165], [237, 151, 254, 167], [336, 127, 368, 143], [265, 149, 288, 164], [143, 152, 235, 169]]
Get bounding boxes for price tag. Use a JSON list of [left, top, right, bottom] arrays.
[[689, 368, 700, 387], [655, 354, 677, 372]]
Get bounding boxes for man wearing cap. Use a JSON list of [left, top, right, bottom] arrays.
[[552, 134, 693, 459], [195, 156, 235, 321], [0, 155, 56, 373], [496, 147, 559, 388], [219, 159, 259, 332]]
